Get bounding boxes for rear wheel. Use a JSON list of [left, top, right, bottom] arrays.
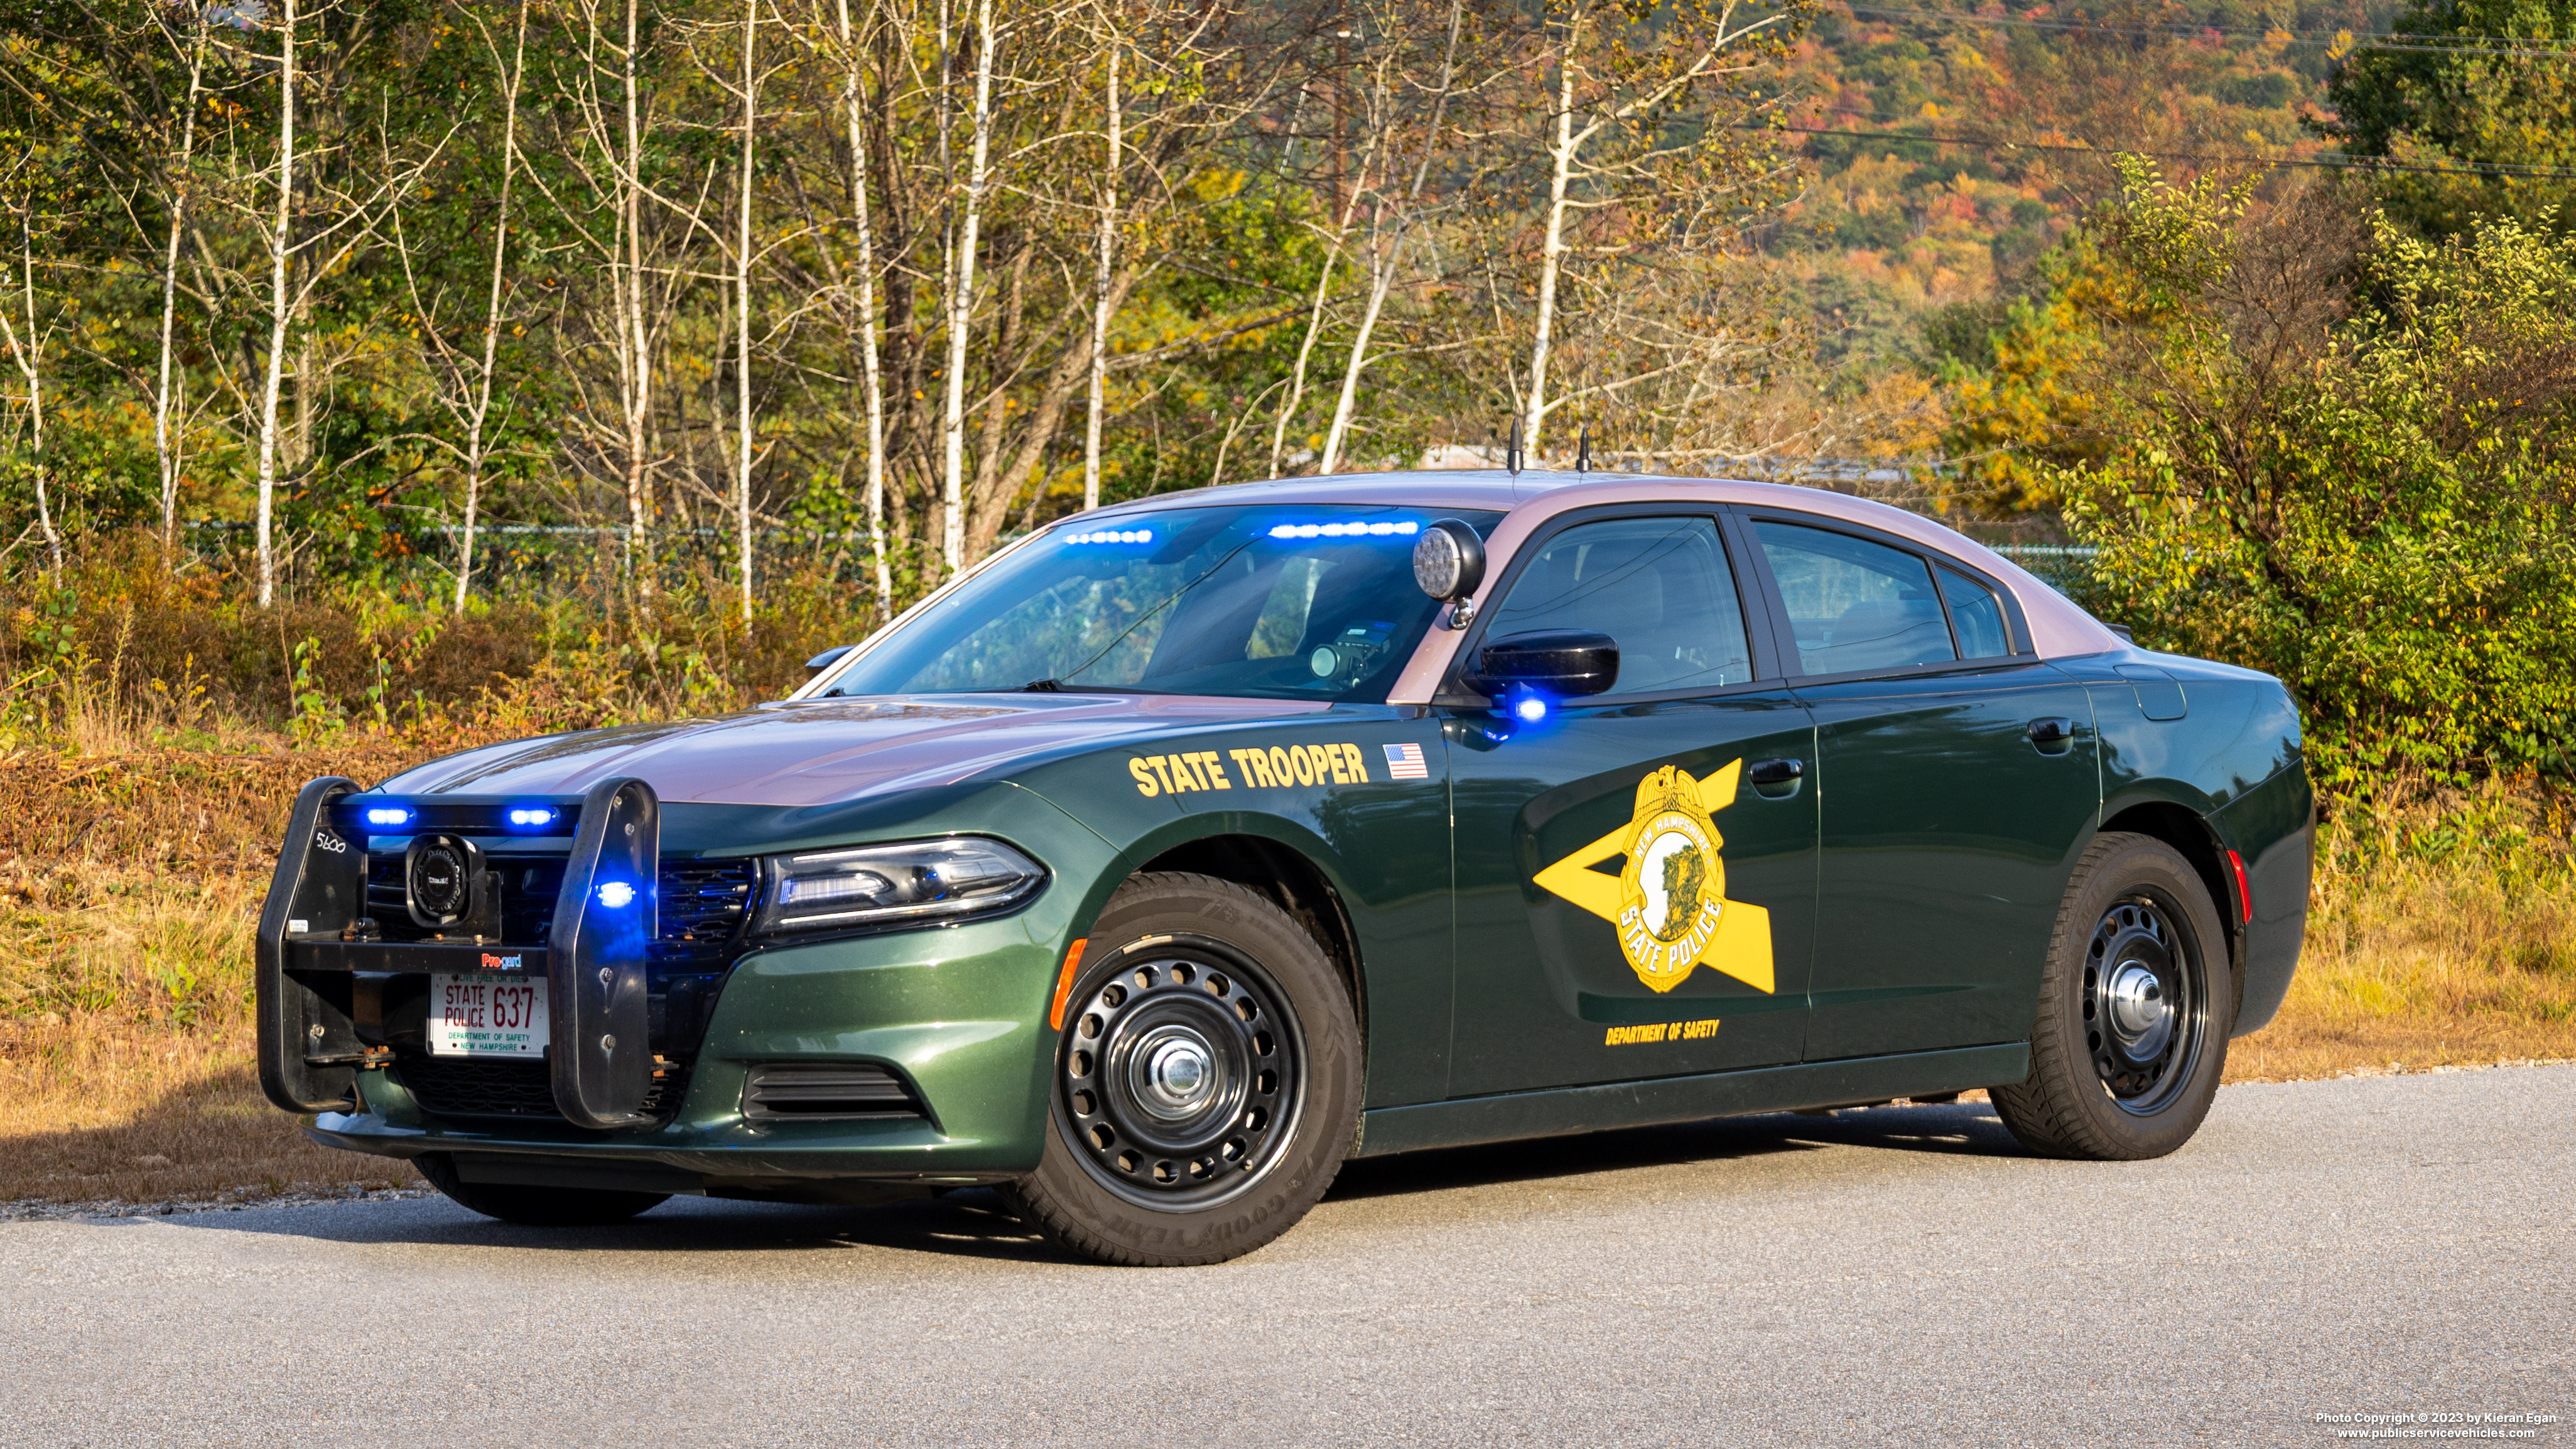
[[415, 1153, 669, 1226], [1992, 833, 2232, 1161], [1004, 872, 1361, 1266]]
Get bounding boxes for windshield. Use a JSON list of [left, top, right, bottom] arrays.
[[823, 504, 1503, 703]]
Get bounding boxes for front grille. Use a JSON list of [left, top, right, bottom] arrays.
[[364, 854, 756, 960], [392, 1054, 693, 1121], [742, 1063, 923, 1122]]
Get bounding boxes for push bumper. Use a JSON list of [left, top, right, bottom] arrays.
[[305, 906, 1071, 1195]]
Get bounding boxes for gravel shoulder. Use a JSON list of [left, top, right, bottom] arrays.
[[1, 1066, 2568, 1448]]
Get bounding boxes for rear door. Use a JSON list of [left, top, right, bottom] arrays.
[[1740, 513, 2100, 1063], [1445, 510, 1817, 1097]]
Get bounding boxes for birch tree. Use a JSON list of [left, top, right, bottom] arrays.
[[1081, 0, 1120, 513], [390, 0, 532, 614], [1518, 0, 1793, 457], [1318, 0, 1468, 475], [730, 0, 759, 622], [149, 9, 210, 555], [0, 201, 62, 575], [249, 0, 300, 605], [938, 0, 997, 575]]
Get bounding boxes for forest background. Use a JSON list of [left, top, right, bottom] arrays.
[[0, 0, 2571, 1208]]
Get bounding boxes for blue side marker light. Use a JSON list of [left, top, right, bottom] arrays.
[[363, 806, 413, 828], [1515, 695, 1549, 724], [506, 806, 558, 828], [595, 881, 637, 909]]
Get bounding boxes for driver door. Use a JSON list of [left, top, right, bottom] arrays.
[[1445, 511, 1818, 1098]]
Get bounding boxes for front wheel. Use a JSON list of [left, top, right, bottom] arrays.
[[1004, 872, 1361, 1266], [1992, 833, 2232, 1161]]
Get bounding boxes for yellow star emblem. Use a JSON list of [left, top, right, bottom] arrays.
[[1531, 759, 1775, 995]]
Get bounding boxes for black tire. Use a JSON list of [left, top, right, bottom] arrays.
[[414, 1153, 669, 1226], [1992, 832, 2232, 1161], [1003, 872, 1361, 1266]]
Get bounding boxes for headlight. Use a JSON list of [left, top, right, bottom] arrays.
[[752, 837, 1045, 936]]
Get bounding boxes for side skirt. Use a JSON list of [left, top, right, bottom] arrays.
[[1351, 1043, 2031, 1159]]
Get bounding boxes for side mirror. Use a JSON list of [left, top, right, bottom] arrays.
[[805, 644, 856, 675], [1467, 630, 1618, 711], [1411, 519, 1486, 602]]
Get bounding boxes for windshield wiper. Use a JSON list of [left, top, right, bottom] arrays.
[[1022, 678, 1063, 692]]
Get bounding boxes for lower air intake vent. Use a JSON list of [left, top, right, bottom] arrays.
[[394, 1054, 692, 1120], [742, 1063, 921, 1122]]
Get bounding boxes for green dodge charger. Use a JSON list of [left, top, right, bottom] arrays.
[[257, 469, 2312, 1264]]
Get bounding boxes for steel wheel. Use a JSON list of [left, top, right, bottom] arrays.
[[1991, 832, 2232, 1161], [2082, 894, 2206, 1115], [1058, 936, 1304, 1210]]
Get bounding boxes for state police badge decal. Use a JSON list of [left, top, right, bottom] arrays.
[[1532, 759, 1776, 994]]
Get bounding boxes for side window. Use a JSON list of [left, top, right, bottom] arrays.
[[1755, 521, 1957, 676], [1939, 566, 2013, 659], [1481, 516, 1753, 695]]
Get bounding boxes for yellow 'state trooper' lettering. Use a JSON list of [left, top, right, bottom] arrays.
[[1130, 742, 1370, 797]]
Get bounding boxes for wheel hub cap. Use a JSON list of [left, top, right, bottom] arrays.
[[1134, 1028, 1219, 1119], [2107, 962, 2170, 1051]]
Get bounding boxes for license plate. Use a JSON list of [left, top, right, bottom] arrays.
[[429, 975, 548, 1058]]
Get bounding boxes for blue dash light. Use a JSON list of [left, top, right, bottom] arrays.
[[1064, 528, 1152, 545], [595, 880, 637, 910], [362, 805, 413, 828], [506, 806, 558, 828], [1267, 519, 1419, 541]]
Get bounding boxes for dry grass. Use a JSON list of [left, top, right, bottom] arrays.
[[2227, 790, 2576, 1081], [0, 744, 2569, 1207], [0, 1019, 417, 1205], [0, 742, 451, 1206]]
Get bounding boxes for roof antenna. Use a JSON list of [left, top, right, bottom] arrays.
[[1505, 416, 1522, 476], [1576, 425, 1590, 474]]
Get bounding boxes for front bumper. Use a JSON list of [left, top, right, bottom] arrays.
[[308, 908, 1068, 1194]]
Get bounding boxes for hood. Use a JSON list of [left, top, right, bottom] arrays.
[[375, 693, 1324, 806]]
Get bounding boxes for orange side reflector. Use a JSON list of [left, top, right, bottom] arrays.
[[2226, 849, 2253, 924], [1049, 938, 1089, 1032]]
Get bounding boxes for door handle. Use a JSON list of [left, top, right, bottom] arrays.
[[1748, 757, 1804, 786], [2026, 717, 2077, 754]]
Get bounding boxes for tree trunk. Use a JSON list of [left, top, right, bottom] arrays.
[[835, 0, 890, 612], [154, 20, 208, 558], [1523, 14, 1579, 460], [619, 0, 654, 597], [733, 0, 758, 624], [1321, 0, 1463, 476], [457, 0, 528, 614], [940, 0, 996, 576], [1083, 19, 1119, 513], [0, 218, 60, 575], [253, 0, 299, 607]]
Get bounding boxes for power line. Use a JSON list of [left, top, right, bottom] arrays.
[[1762, 119, 2576, 178], [1836, 4, 2576, 58]]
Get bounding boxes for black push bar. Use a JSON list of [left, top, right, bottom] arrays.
[[253, 776, 663, 1129]]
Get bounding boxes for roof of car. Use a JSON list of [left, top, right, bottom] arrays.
[[1085, 469, 2122, 670]]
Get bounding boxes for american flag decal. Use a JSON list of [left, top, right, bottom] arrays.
[[1382, 742, 1429, 780]]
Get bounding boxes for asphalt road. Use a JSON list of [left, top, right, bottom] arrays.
[[1, 1066, 2568, 1448]]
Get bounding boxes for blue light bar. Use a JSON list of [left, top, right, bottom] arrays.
[[506, 806, 559, 828], [595, 880, 637, 910], [1064, 528, 1154, 545], [362, 805, 413, 828], [1267, 520, 1420, 540]]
